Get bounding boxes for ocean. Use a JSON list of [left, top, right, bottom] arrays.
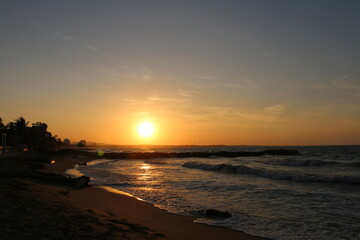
[[74, 145, 360, 240]]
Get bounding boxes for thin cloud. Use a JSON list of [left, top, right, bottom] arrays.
[[148, 96, 174, 102], [120, 65, 135, 71], [126, 72, 152, 83], [104, 66, 153, 83], [333, 73, 360, 90], [84, 45, 107, 56], [311, 84, 330, 89], [85, 45, 97, 51], [51, 31, 75, 41], [122, 98, 146, 105], [102, 67, 151, 83], [176, 89, 200, 97], [179, 103, 289, 126], [197, 75, 214, 80], [309, 73, 360, 99], [311, 73, 360, 98], [189, 78, 259, 90], [186, 83, 204, 90], [217, 79, 259, 89], [31, 21, 44, 27], [63, 36, 74, 41], [121, 94, 191, 107], [264, 104, 288, 114]]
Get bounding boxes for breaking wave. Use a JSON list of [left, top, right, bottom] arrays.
[[144, 159, 168, 164], [261, 158, 339, 166], [182, 162, 360, 184]]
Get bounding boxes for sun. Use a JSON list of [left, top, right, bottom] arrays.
[[137, 122, 155, 138]]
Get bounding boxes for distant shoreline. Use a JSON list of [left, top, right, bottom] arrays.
[[80, 144, 360, 148]]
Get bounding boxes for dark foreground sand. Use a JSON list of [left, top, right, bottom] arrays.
[[0, 152, 270, 240]]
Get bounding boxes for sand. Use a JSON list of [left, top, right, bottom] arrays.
[[0, 152, 270, 240]]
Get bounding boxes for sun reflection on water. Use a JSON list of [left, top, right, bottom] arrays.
[[137, 163, 152, 181], [140, 163, 151, 170]]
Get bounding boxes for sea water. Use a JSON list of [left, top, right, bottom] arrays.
[[76, 146, 360, 240]]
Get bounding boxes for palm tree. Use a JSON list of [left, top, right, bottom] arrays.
[[14, 117, 29, 132], [12, 117, 30, 148]]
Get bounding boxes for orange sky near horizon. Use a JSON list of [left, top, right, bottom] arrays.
[[2, 104, 359, 146]]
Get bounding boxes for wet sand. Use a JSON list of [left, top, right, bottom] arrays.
[[0, 152, 270, 240]]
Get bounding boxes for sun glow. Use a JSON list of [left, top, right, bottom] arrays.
[[137, 122, 155, 138]]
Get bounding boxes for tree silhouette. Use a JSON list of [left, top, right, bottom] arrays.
[[13, 117, 30, 148], [0, 118, 4, 131], [0, 118, 5, 151], [0, 116, 66, 152], [15, 117, 29, 131]]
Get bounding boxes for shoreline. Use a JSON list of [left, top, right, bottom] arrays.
[[0, 152, 271, 239], [47, 153, 270, 240]]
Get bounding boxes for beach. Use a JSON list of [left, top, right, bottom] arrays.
[[0, 151, 267, 240]]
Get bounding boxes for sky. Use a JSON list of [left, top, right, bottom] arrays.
[[1, 0, 360, 145]]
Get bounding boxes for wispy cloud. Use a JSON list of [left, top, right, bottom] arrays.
[[122, 94, 190, 107], [52, 31, 75, 42], [31, 21, 44, 27], [333, 73, 360, 91], [63, 36, 74, 41], [84, 45, 106, 56], [186, 83, 205, 91], [219, 79, 259, 89], [122, 98, 144, 105], [126, 72, 152, 83], [103, 66, 153, 84], [176, 89, 200, 97], [85, 45, 97, 51], [31, 21, 107, 59], [147, 96, 174, 102], [311, 84, 330, 89], [264, 104, 288, 114], [312, 73, 360, 92], [178, 103, 289, 127], [197, 75, 214, 80], [309, 73, 360, 103], [189, 77, 259, 90]]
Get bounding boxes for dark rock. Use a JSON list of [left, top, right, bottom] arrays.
[[194, 209, 232, 218], [78, 162, 87, 166], [74, 176, 90, 189], [203, 209, 232, 218], [59, 190, 70, 196]]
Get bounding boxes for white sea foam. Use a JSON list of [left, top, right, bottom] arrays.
[[182, 162, 360, 184]]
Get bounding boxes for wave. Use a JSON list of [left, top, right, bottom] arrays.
[[144, 159, 167, 164], [261, 158, 339, 167], [182, 162, 360, 184]]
